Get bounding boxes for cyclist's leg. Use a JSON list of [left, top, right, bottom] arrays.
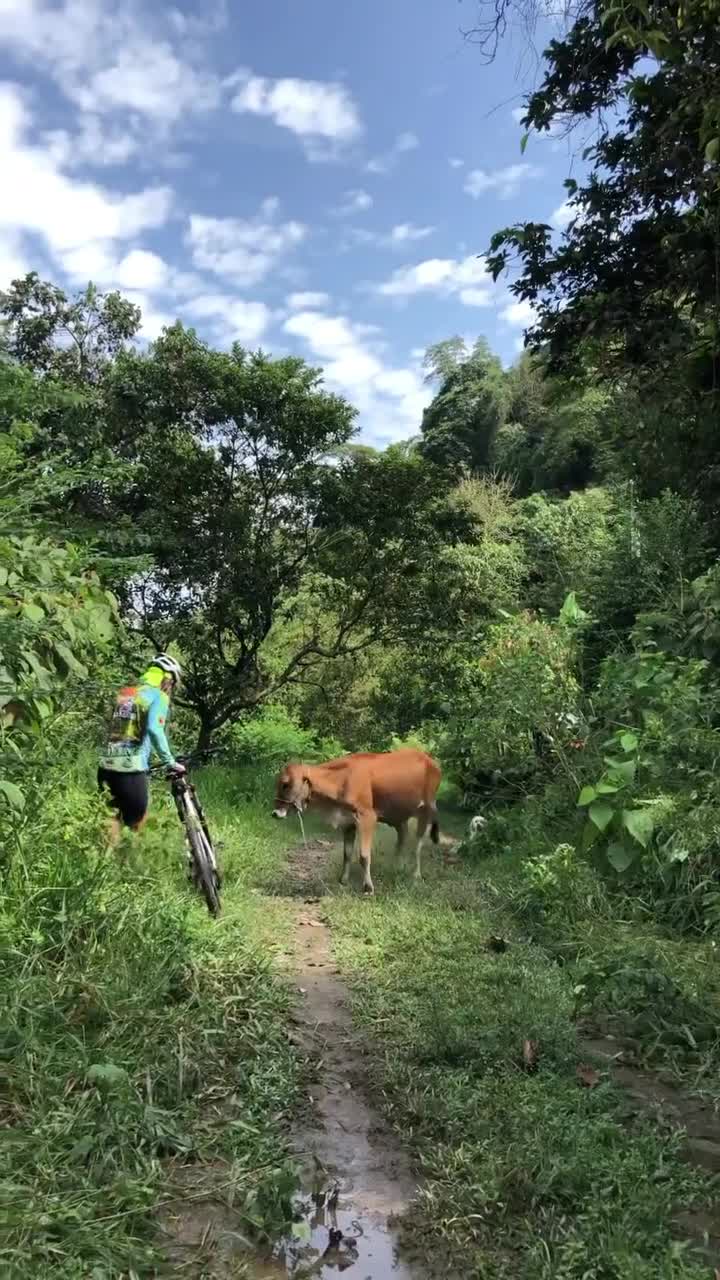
[[98, 768, 122, 846], [98, 769, 149, 844]]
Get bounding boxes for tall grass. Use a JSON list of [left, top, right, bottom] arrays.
[[0, 756, 301, 1278]]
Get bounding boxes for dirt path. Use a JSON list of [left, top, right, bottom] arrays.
[[159, 840, 429, 1278], [256, 840, 426, 1278]]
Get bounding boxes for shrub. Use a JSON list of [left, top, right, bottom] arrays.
[[440, 605, 583, 801], [224, 705, 345, 769], [513, 843, 610, 926]]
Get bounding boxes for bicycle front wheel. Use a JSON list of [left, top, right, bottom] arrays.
[[187, 822, 221, 917]]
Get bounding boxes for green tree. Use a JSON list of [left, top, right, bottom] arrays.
[[485, 0, 720, 501], [113, 329, 461, 747], [419, 337, 508, 472], [0, 272, 141, 383]]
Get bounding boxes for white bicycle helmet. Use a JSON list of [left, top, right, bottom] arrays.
[[151, 653, 182, 684]]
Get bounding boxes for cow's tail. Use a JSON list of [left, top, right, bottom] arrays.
[[430, 818, 440, 845]]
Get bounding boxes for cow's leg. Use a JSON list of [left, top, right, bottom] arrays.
[[395, 820, 408, 854], [413, 810, 429, 880], [340, 823, 355, 886], [356, 811, 377, 894]]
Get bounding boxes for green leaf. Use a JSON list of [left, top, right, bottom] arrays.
[[621, 808, 654, 848], [578, 785, 597, 806], [69, 1134, 96, 1161], [53, 642, 87, 677], [21, 602, 45, 623], [596, 780, 622, 794], [589, 800, 614, 832], [88, 607, 114, 643], [705, 137, 720, 164], [620, 732, 638, 753], [86, 1062, 128, 1089], [604, 757, 637, 784], [581, 819, 601, 853], [605, 30, 630, 50], [606, 841, 636, 872], [560, 591, 588, 625], [0, 779, 25, 811], [520, 131, 529, 155]]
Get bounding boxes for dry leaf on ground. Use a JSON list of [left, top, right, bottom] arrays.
[[576, 1064, 601, 1088]]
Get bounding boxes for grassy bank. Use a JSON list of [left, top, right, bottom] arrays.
[[0, 762, 300, 1279], [322, 832, 718, 1280]]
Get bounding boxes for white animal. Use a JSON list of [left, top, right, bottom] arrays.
[[469, 815, 488, 837]]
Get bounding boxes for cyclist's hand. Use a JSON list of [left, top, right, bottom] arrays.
[[169, 762, 186, 776]]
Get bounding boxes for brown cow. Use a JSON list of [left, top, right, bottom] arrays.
[[272, 748, 441, 894]]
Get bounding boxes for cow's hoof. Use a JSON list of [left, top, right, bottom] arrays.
[[362, 883, 375, 896]]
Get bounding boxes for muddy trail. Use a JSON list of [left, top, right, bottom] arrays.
[[159, 839, 431, 1279]]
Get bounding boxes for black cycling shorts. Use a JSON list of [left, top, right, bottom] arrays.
[[97, 768, 149, 828]]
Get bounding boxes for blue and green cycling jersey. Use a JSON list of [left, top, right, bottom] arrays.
[[99, 666, 177, 773]]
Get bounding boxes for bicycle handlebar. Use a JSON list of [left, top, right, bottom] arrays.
[[148, 746, 223, 777]]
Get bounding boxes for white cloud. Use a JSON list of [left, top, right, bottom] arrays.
[[334, 188, 373, 216], [185, 293, 271, 344], [287, 291, 331, 310], [41, 116, 140, 168], [0, 83, 172, 277], [448, 156, 464, 168], [366, 131, 419, 175], [122, 290, 176, 341], [0, 0, 221, 135], [500, 298, 537, 328], [374, 254, 494, 306], [464, 163, 542, 199], [345, 223, 435, 252], [78, 43, 219, 122], [0, 228, 28, 288], [511, 106, 526, 124], [460, 287, 496, 307], [390, 223, 434, 244], [186, 204, 306, 287], [284, 309, 429, 445], [551, 199, 578, 230], [116, 248, 169, 291], [229, 70, 362, 147]]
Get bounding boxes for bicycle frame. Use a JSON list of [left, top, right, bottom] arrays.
[[170, 774, 213, 849]]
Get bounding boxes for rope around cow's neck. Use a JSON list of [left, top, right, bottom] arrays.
[[296, 807, 307, 848]]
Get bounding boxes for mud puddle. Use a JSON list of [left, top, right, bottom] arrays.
[[248, 1188, 417, 1277]]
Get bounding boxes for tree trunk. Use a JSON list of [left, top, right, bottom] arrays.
[[196, 716, 214, 755]]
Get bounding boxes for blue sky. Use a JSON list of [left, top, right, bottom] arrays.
[[0, 0, 583, 445]]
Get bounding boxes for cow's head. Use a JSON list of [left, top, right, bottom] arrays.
[[272, 763, 311, 819]]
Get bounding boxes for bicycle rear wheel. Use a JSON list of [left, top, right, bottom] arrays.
[[187, 821, 221, 917]]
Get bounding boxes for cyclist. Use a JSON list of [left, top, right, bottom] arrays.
[[98, 654, 185, 845]]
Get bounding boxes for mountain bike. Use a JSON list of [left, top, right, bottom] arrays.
[[151, 753, 222, 917]]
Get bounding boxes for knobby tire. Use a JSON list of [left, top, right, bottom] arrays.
[[187, 819, 221, 917]]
